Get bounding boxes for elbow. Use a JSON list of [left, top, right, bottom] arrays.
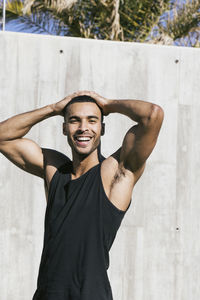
[[147, 104, 164, 126], [141, 104, 164, 128], [151, 104, 164, 123]]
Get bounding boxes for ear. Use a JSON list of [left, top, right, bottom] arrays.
[[63, 122, 67, 136], [101, 123, 105, 136]]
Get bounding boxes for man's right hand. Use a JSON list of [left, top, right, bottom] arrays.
[[53, 90, 96, 116], [0, 90, 98, 181], [0, 91, 81, 180], [52, 92, 80, 116]]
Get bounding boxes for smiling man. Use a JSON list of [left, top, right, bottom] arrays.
[[0, 90, 164, 300]]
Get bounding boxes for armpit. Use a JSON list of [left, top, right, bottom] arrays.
[[110, 166, 126, 190]]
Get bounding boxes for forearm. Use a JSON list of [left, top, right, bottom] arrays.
[[0, 104, 56, 141], [105, 99, 162, 125], [0, 90, 93, 142]]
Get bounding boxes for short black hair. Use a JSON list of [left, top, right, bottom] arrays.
[[63, 95, 104, 122]]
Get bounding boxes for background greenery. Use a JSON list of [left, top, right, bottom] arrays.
[[0, 0, 200, 46]]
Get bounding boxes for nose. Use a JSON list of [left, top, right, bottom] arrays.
[[78, 120, 88, 132]]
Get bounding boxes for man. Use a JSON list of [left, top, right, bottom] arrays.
[[0, 90, 164, 299]]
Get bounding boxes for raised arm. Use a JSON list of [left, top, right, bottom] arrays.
[[0, 92, 81, 178], [84, 91, 164, 181], [105, 98, 163, 173]]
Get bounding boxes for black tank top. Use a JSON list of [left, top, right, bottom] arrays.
[[32, 160, 130, 300]]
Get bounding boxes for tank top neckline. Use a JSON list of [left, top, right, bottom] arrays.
[[69, 162, 100, 183]]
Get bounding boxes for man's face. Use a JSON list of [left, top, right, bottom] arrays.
[[63, 102, 103, 156]]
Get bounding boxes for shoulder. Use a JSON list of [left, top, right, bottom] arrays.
[[100, 149, 145, 211], [101, 150, 134, 193], [101, 147, 146, 186]]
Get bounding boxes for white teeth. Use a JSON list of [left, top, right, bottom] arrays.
[[76, 137, 91, 141]]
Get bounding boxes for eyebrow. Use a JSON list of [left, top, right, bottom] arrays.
[[69, 115, 100, 120]]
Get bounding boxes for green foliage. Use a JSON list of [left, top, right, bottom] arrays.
[[1, 0, 200, 46], [1, 0, 24, 18], [119, 0, 170, 42], [158, 0, 200, 46], [55, 0, 114, 39], [24, 0, 171, 41]]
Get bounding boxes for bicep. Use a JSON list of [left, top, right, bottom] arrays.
[[0, 138, 44, 178], [120, 123, 160, 173], [112, 104, 163, 177]]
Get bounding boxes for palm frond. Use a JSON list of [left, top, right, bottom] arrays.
[[2, 0, 200, 46], [0, 0, 24, 18], [156, 0, 200, 46], [0, 0, 68, 35], [23, 0, 77, 14]]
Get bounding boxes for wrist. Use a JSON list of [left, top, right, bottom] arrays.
[[103, 99, 116, 115], [49, 103, 61, 116]]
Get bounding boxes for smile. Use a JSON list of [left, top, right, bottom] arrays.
[[74, 136, 93, 148], [75, 137, 91, 142]]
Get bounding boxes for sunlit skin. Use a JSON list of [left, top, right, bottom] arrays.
[[0, 90, 164, 299], [63, 102, 105, 178], [0, 90, 164, 209]]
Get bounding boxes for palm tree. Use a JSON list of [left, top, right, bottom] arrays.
[[0, 0, 199, 46], [22, 0, 171, 41], [0, 0, 171, 39]]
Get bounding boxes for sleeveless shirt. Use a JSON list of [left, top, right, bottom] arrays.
[[32, 160, 130, 300]]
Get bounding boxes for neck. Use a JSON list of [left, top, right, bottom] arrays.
[[71, 149, 99, 179]]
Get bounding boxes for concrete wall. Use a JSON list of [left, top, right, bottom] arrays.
[[0, 31, 200, 300]]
